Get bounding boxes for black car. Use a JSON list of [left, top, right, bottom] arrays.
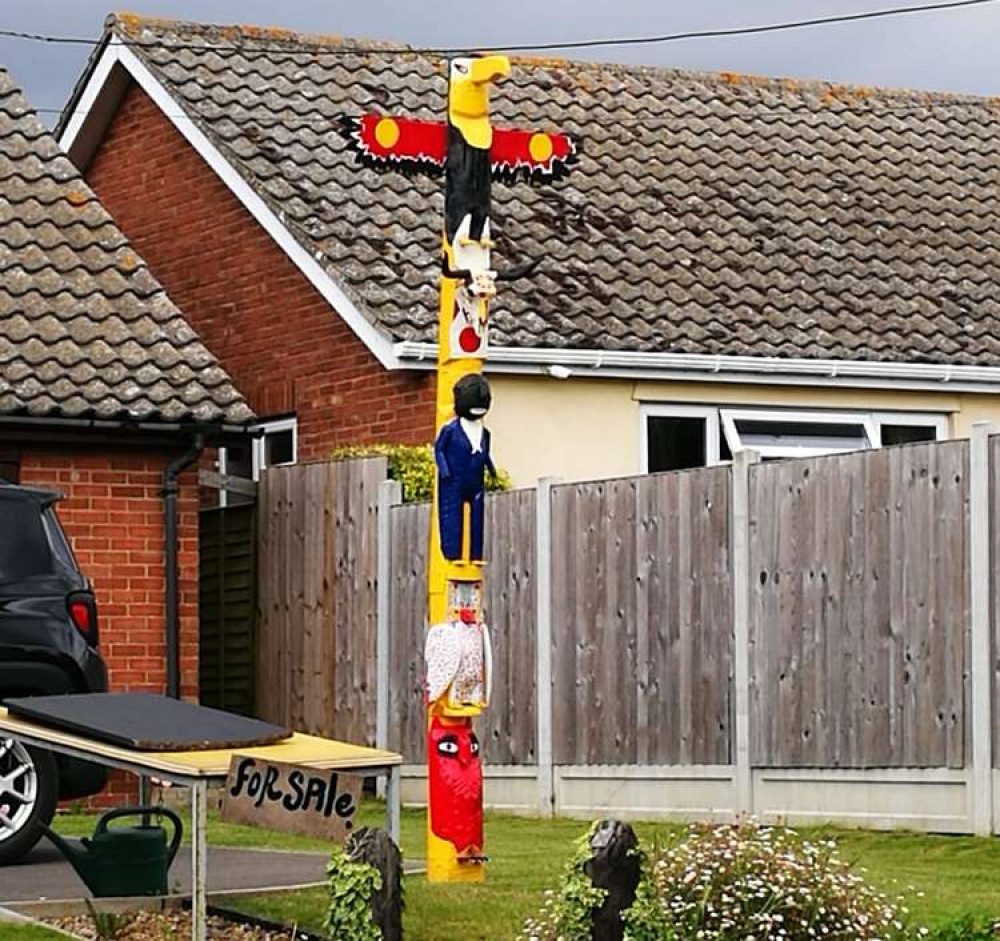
[[0, 482, 108, 863]]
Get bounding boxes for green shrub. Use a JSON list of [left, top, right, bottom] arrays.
[[332, 443, 512, 503], [324, 845, 383, 941], [520, 823, 610, 941], [521, 821, 920, 941]]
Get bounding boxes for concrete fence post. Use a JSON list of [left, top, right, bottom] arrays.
[[970, 422, 993, 836], [535, 476, 559, 815], [376, 479, 403, 780], [731, 449, 759, 818]]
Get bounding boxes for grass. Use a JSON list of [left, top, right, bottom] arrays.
[[0, 926, 73, 941], [47, 804, 1000, 939]]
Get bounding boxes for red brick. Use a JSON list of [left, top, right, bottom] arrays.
[[19, 447, 198, 699], [85, 83, 436, 456]]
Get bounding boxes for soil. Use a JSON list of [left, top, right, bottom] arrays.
[[46, 909, 314, 940]]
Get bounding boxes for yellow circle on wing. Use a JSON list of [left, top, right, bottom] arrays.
[[528, 132, 554, 163], [374, 117, 400, 149]]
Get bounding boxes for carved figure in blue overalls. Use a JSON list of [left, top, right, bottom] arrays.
[[435, 374, 495, 561]]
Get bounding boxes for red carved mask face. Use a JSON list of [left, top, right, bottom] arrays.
[[428, 718, 483, 854]]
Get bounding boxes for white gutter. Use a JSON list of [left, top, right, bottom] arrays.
[[394, 342, 1000, 394]]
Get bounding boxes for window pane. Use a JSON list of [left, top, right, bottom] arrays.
[[0, 500, 52, 582], [225, 441, 253, 480], [733, 419, 870, 452], [42, 507, 78, 574], [264, 429, 295, 467], [647, 416, 706, 472], [880, 424, 937, 446]]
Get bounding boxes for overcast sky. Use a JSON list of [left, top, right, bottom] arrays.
[[2, 0, 1000, 121]]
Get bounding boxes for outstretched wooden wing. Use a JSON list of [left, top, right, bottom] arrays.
[[340, 115, 447, 174], [341, 114, 577, 184], [490, 127, 577, 183]]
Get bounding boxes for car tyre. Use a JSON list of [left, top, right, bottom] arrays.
[[0, 740, 58, 865]]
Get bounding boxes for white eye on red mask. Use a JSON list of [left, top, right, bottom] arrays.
[[437, 736, 460, 757]]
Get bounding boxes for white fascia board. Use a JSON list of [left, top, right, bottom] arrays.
[[58, 43, 402, 372], [395, 341, 1000, 394]]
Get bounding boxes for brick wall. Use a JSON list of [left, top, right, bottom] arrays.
[[85, 82, 436, 459], [20, 447, 199, 699], [19, 445, 200, 805]]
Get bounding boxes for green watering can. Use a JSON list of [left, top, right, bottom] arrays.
[[43, 806, 183, 897]]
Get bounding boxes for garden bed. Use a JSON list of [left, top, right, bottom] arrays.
[[45, 908, 321, 941]]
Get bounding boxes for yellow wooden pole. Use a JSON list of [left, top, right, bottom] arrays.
[[426, 54, 510, 885]]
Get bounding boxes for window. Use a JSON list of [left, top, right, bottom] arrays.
[[641, 405, 947, 472], [254, 417, 297, 474], [641, 405, 719, 472], [219, 416, 298, 506], [720, 410, 877, 460]]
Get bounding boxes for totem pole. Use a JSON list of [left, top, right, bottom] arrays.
[[342, 55, 575, 883]]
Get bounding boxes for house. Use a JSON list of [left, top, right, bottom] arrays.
[[57, 15, 1000, 485], [0, 61, 252, 752]]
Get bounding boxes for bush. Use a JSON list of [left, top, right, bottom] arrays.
[[521, 821, 921, 941], [520, 824, 611, 941], [324, 845, 383, 941], [332, 443, 512, 503], [645, 822, 915, 941]]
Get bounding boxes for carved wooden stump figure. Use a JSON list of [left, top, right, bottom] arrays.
[[346, 826, 403, 941], [585, 820, 641, 941]]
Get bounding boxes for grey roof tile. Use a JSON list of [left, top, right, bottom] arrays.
[[79, 15, 1000, 368], [1, 66, 253, 424]]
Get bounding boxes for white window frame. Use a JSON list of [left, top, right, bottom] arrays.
[[639, 404, 950, 473], [719, 408, 879, 461], [870, 411, 949, 446], [639, 403, 721, 472], [252, 416, 298, 479], [218, 416, 298, 507]]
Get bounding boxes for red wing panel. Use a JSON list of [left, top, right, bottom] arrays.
[[490, 127, 577, 183], [340, 114, 447, 174]]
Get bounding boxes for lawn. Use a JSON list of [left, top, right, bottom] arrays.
[[49, 805, 1000, 939]]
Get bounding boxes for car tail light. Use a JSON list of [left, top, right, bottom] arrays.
[[67, 593, 99, 646]]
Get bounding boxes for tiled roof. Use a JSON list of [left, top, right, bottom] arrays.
[[84, 15, 1000, 367], [0, 66, 253, 424]]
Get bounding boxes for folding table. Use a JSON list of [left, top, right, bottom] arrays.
[[0, 705, 402, 941]]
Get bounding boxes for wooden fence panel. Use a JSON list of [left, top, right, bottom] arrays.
[[386, 490, 538, 765], [387, 502, 430, 762], [334, 457, 384, 746], [199, 504, 257, 716], [750, 442, 968, 768], [990, 434, 1000, 767], [256, 458, 386, 742], [551, 468, 732, 766], [482, 488, 537, 764]]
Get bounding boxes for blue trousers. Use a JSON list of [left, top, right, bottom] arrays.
[[438, 480, 485, 561]]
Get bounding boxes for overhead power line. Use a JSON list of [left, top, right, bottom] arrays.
[[0, 0, 998, 57]]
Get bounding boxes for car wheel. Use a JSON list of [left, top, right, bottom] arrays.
[[0, 739, 57, 865]]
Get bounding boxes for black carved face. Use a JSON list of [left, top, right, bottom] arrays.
[[453, 374, 492, 420]]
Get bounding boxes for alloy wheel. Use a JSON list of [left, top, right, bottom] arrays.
[[0, 738, 38, 842]]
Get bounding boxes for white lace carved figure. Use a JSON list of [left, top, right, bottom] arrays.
[[425, 614, 492, 709]]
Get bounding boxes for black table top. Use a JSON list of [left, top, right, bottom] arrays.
[[3, 693, 291, 752]]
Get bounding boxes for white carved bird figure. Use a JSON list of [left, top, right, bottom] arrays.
[[424, 612, 492, 708]]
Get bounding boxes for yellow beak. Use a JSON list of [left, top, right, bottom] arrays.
[[469, 55, 511, 86], [449, 55, 511, 150]]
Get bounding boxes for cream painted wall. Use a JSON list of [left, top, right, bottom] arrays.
[[487, 373, 1000, 486]]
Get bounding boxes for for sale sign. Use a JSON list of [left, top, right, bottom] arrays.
[[220, 755, 362, 843]]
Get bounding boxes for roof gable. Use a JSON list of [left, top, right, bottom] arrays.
[[58, 15, 1000, 376], [1, 65, 253, 425]]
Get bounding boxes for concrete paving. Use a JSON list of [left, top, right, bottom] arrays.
[[0, 837, 331, 905]]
